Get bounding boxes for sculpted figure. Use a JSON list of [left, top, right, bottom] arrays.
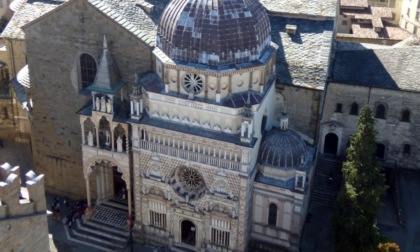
[[88, 131, 94, 146], [95, 97, 100, 111], [117, 136, 123, 152], [100, 96, 106, 112], [106, 99, 112, 113], [105, 131, 110, 146]]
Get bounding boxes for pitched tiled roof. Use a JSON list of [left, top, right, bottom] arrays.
[[271, 17, 334, 88], [260, 0, 337, 19], [2, 0, 169, 46], [1, 0, 66, 40], [87, 0, 169, 46], [332, 47, 420, 92], [340, 0, 368, 8], [337, 23, 411, 41]]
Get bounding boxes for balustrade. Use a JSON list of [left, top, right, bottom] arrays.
[[139, 140, 241, 171]]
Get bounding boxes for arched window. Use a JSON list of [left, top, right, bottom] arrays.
[[268, 203, 277, 226], [375, 104, 386, 119], [350, 102, 359, 115], [403, 144, 411, 155], [401, 109, 410, 122], [376, 143, 385, 159], [80, 54, 97, 89]]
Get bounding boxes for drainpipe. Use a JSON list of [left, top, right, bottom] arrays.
[[7, 39, 16, 78]]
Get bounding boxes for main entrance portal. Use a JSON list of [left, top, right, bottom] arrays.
[[181, 220, 196, 246]]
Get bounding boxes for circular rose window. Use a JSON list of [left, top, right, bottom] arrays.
[[183, 73, 203, 94], [171, 166, 206, 200]]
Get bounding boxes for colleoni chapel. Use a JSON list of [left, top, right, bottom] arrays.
[[76, 0, 311, 250]]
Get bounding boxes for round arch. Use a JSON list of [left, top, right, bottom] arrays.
[[324, 133, 339, 155], [180, 219, 196, 246], [83, 156, 127, 178]]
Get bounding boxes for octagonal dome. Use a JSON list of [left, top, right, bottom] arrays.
[[157, 0, 271, 66], [259, 128, 307, 170]]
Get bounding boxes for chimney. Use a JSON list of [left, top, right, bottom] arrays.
[[286, 24, 297, 35]]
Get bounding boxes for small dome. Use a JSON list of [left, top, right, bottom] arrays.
[[10, 0, 26, 12], [157, 0, 271, 66], [259, 128, 307, 170], [17, 65, 30, 88]]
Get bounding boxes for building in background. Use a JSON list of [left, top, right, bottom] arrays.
[[337, 0, 411, 45], [399, 0, 420, 34]]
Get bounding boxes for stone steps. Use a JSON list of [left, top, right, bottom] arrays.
[[171, 243, 197, 252], [101, 199, 129, 212], [311, 155, 343, 207], [63, 219, 126, 252], [63, 202, 130, 251]]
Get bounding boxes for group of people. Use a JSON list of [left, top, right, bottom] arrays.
[[64, 199, 87, 228], [51, 197, 87, 228], [51, 197, 61, 221]]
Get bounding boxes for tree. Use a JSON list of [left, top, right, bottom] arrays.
[[333, 105, 387, 252]]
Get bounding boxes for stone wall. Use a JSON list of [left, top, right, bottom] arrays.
[[23, 0, 153, 197], [0, 164, 48, 252], [276, 84, 323, 144], [0, 214, 49, 251], [12, 90, 31, 142], [4, 40, 27, 78], [322, 82, 420, 169], [0, 98, 14, 139], [252, 183, 304, 252]]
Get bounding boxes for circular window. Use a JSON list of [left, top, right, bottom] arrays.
[[171, 166, 206, 200], [183, 73, 203, 94], [180, 168, 203, 188]]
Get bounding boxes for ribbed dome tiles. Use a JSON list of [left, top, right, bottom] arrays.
[[157, 0, 271, 66], [259, 128, 307, 170]]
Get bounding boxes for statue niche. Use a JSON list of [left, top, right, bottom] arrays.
[[113, 124, 127, 152], [98, 117, 111, 148]]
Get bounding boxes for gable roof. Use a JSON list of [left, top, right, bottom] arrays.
[[19, 0, 169, 46], [260, 0, 337, 19], [85, 0, 169, 47], [271, 16, 334, 89], [332, 46, 420, 92], [1, 0, 66, 40]]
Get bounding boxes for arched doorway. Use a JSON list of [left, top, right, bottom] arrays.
[[113, 166, 126, 199], [181, 220, 196, 246], [324, 133, 338, 155], [376, 143, 385, 159], [88, 161, 127, 203]]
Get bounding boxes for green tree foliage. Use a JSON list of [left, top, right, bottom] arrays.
[[333, 105, 387, 252]]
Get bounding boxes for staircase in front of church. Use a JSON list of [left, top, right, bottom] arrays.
[[63, 197, 131, 251], [311, 154, 343, 207]]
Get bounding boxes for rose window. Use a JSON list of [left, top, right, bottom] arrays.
[[181, 168, 202, 188], [183, 73, 203, 94], [171, 166, 206, 200]]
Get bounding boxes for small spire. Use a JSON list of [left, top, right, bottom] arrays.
[[246, 90, 251, 105], [134, 73, 138, 83], [103, 35, 108, 49]]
